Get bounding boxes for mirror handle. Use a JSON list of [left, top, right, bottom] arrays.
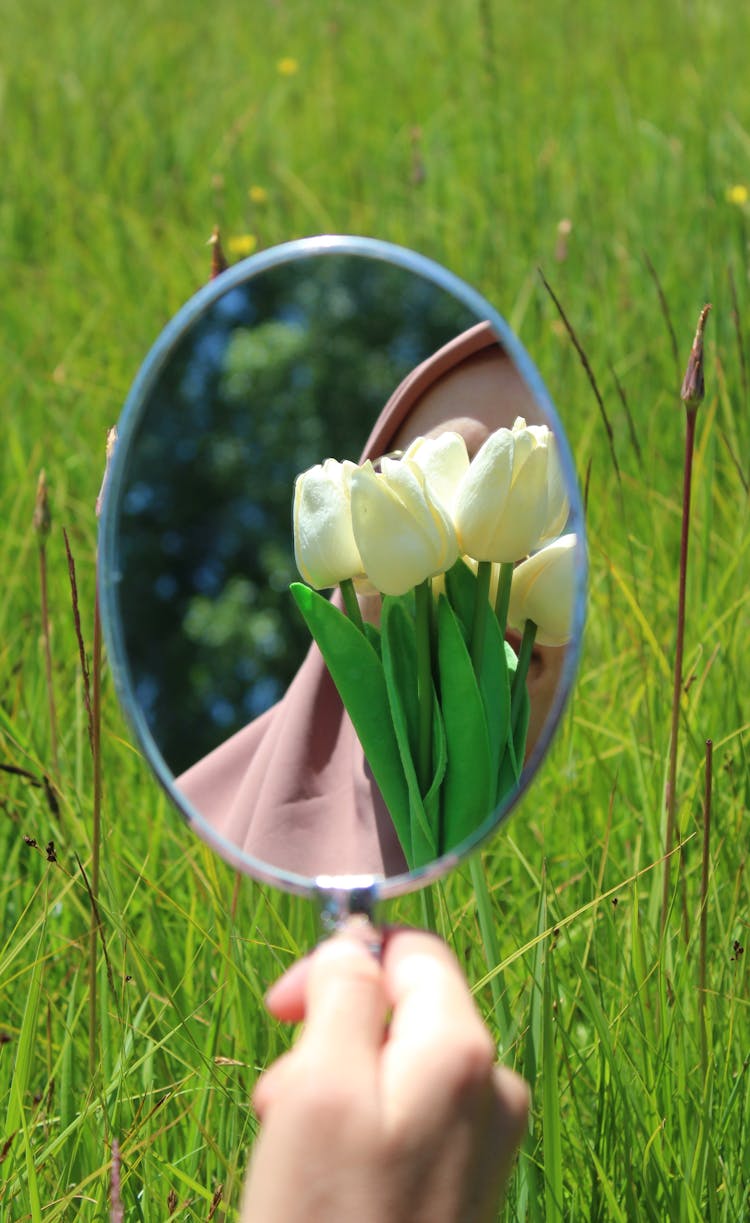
[[316, 879, 383, 953]]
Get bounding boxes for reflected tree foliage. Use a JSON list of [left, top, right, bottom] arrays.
[[117, 257, 477, 773]]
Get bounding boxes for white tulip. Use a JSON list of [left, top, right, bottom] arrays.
[[400, 431, 470, 512], [293, 459, 364, 589], [507, 533, 578, 646], [350, 456, 459, 596], [454, 417, 569, 563]]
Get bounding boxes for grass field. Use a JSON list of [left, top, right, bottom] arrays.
[[1, 0, 749, 1218]]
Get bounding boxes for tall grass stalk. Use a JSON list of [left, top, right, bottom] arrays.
[[88, 588, 103, 1081], [661, 304, 711, 934], [470, 855, 513, 1045], [698, 738, 712, 1075], [33, 470, 59, 778]]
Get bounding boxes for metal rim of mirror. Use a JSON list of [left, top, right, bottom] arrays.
[[98, 234, 587, 906]]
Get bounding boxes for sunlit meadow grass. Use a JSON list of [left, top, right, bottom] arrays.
[[1, 0, 749, 1218]]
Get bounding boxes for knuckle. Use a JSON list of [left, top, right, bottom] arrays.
[[441, 1028, 497, 1099]]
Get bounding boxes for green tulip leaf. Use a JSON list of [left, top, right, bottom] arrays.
[[445, 559, 518, 800], [363, 622, 382, 656], [496, 641, 529, 797], [381, 597, 435, 867], [381, 597, 419, 761], [290, 583, 411, 856], [436, 595, 493, 853], [496, 746, 517, 803], [423, 688, 448, 858], [443, 557, 477, 642], [512, 672, 531, 779], [497, 694, 529, 802]]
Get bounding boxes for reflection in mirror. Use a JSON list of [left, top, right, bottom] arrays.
[[103, 241, 585, 893]]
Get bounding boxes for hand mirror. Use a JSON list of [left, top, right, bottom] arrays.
[[99, 236, 586, 925]]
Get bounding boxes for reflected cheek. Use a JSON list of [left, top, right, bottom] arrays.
[[397, 416, 491, 459]]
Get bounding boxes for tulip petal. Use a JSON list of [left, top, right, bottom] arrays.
[[508, 534, 577, 646], [453, 429, 514, 561], [455, 421, 571, 564], [351, 459, 458, 596], [541, 437, 570, 543], [497, 443, 550, 559], [293, 459, 363, 589], [402, 431, 470, 511]]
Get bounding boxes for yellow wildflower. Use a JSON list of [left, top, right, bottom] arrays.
[[277, 57, 299, 77], [248, 185, 269, 205], [227, 234, 258, 257], [726, 184, 749, 206]]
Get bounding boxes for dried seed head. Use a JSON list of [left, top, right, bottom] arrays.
[[208, 225, 228, 280], [33, 469, 51, 539], [555, 217, 572, 262], [681, 304, 711, 412], [207, 1185, 224, 1220]]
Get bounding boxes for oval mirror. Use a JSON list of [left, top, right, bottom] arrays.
[[99, 236, 586, 907]]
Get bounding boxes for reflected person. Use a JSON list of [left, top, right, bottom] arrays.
[[178, 323, 567, 878]]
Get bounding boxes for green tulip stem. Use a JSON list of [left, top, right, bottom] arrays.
[[470, 560, 492, 673], [494, 561, 514, 633], [428, 577, 438, 659], [339, 578, 365, 634], [415, 579, 433, 795], [511, 618, 537, 730]]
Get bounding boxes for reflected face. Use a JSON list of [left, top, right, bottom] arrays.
[[100, 240, 585, 896], [392, 347, 542, 456]]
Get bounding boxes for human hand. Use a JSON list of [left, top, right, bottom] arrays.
[[241, 927, 529, 1223]]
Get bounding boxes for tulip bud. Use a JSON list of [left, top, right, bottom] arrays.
[[293, 459, 364, 589], [454, 417, 569, 563], [507, 533, 578, 646], [350, 456, 459, 596]]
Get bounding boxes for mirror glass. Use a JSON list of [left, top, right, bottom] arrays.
[[99, 237, 586, 899]]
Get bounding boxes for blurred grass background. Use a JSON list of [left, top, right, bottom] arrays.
[[1, 0, 749, 1217]]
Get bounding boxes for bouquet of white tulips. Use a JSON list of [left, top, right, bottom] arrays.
[[291, 417, 576, 870]]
